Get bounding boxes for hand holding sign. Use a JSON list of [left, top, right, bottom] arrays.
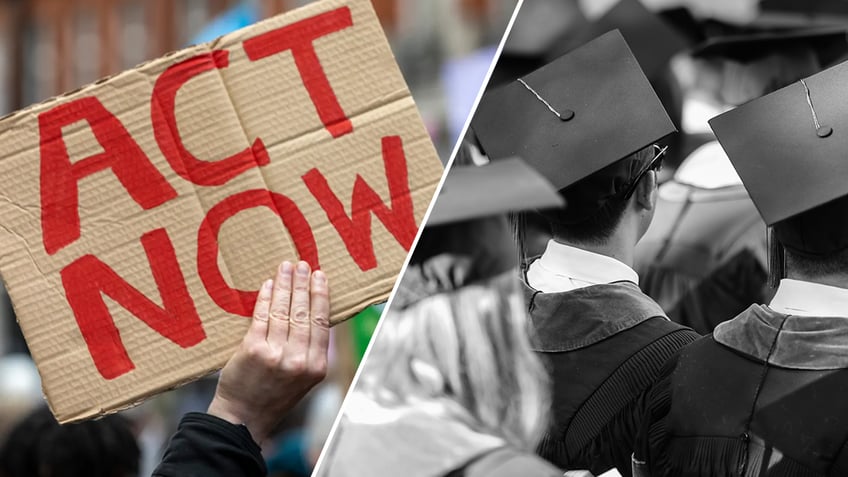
[[0, 0, 443, 423], [208, 261, 329, 444]]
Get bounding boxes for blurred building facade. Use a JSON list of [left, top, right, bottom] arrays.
[[0, 0, 514, 115]]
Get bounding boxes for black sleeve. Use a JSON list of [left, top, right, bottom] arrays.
[[152, 412, 267, 477], [632, 348, 683, 477]]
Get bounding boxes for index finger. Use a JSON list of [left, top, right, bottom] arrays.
[[246, 279, 273, 344]]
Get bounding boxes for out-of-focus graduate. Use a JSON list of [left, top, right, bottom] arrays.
[[470, 31, 700, 477], [318, 155, 566, 477], [634, 58, 848, 477], [635, 28, 848, 334]]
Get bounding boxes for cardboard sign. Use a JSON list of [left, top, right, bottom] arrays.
[[0, 0, 443, 423]]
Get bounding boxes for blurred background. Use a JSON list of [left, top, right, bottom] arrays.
[[0, 1, 515, 476]]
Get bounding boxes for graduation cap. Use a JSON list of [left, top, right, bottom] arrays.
[[491, 0, 694, 86], [393, 158, 563, 309], [691, 26, 848, 66], [501, 0, 584, 59], [471, 30, 677, 225], [710, 58, 848, 285], [487, 0, 584, 88], [545, 0, 692, 79]]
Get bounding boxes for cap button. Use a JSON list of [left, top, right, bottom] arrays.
[[559, 109, 575, 121], [817, 126, 833, 138]]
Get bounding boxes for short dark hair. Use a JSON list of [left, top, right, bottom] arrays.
[[785, 247, 848, 279], [544, 196, 630, 245], [542, 146, 654, 245], [0, 406, 140, 477]]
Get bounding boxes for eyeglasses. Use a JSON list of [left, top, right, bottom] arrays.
[[620, 144, 668, 201]]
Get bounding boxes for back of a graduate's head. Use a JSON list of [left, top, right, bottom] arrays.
[[691, 27, 848, 108], [0, 406, 139, 477], [696, 45, 821, 107], [785, 248, 848, 280], [354, 157, 562, 453], [708, 48, 848, 289], [776, 193, 848, 284], [540, 144, 658, 246], [542, 192, 629, 246], [362, 270, 550, 452], [360, 217, 549, 452], [471, 31, 676, 251]]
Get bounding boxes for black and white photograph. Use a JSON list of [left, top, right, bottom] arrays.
[[316, 1, 848, 476]]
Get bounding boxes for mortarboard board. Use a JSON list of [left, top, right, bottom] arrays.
[[710, 59, 848, 282], [394, 158, 564, 309], [758, 0, 848, 27], [545, 0, 692, 79], [426, 157, 563, 226], [487, 0, 585, 88], [691, 26, 848, 66], [471, 30, 676, 224], [501, 0, 584, 60]]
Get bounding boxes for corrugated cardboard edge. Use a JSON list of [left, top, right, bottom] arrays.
[[2, 0, 441, 423]]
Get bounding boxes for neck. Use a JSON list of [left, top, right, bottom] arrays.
[[557, 232, 635, 267], [786, 272, 848, 290]]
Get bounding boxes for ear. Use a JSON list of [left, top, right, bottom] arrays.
[[634, 170, 657, 212]]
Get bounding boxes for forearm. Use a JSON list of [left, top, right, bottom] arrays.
[[153, 412, 267, 477]]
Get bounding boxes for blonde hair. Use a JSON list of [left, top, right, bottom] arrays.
[[358, 271, 550, 451]]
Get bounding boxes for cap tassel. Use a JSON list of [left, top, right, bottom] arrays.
[[767, 227, 785, 288], [517, 78, 575, 122], [509, 211, 528, 276], [800, 79, 833, 138]]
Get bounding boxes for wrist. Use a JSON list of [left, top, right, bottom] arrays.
[[208, 396, 264, 443]]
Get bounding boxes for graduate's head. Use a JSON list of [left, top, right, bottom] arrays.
[[539, 143, 665, 246], [772, 192, 848, 285], [0, 405, 139, 477], [687, 26, 848, 107], [356, 160, 562, 451], [471, 30, 676, 250], [711, 57, 848, 288]]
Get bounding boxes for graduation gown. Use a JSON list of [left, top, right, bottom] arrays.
[[525, 281, 699, 476], [635, 181, 768, 334], [636, 306, 848, 476]]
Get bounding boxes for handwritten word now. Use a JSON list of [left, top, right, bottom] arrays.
[[39, 7, 417, 379]]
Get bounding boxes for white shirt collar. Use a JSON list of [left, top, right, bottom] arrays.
[[527, 240, 639, 293], [769, 278, 848, 318]]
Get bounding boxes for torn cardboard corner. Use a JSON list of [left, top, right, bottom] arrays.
[[0, 0, 443, 423]]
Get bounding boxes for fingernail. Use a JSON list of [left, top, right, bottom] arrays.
[[297, 261, 309, 275], [262, 279, 273, 291], [281, 261, 292, 274], [313, 270, 326, 283]]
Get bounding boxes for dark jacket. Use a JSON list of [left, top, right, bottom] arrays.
[[153, 413, 267, 477], [526, 281, 700, 476], [635, 181, 768, 334], [636, 305, 848, 476]]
